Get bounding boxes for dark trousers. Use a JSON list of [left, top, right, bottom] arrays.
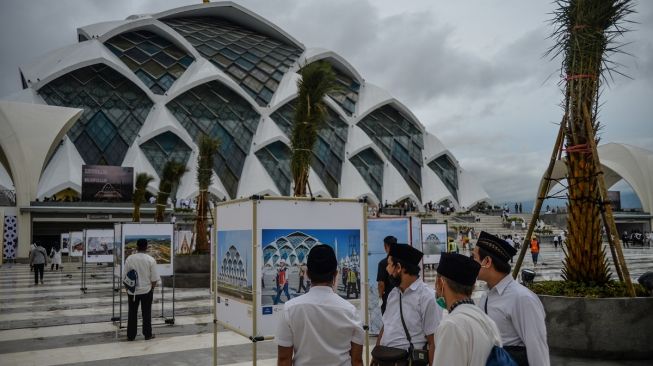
[[51, 263, 59, 271], [33, 264, 44, 284], [127, 290, 154, 340], [505, 346, 529, 366], [297, 276, 307, 293]]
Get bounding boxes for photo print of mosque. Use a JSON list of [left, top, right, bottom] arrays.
[[216, 230, 253, 301], [260, 229, 361, 306]]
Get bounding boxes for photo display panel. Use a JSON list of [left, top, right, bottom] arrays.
[[122, 223, 174, 276], [367, 217, 410, 335], [215, 200, 255, 335], [60, 233, 69, 254], [422, 223, 448, 264], [85, 229, 115, 263], [255, 199, 366, 337], [69, 231, 84, 257]]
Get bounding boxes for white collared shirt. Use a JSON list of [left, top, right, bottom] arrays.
[[124, 252, 160, 295], [480, 275, 550, 366], [380, 278, 442, 350], [276, 286, 364, 366], [434, 304, 502, 366]]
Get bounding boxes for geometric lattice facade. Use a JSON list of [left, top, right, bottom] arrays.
[[219, 245, 248, 287], [105, 30, 194, 95], [38, 64, 153, 165], [262, 231, 320, 268], [163, 17, 302, 107], [11, 2, 488, 210], [358, 104, 424, 200]]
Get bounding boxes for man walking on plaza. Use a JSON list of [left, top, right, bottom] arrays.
[[433, 253, 503, 366], [124, 238, 160, 341], [376, 235, 397, 314], [472, 231, 550, 366], [374, 244, 441, 365], [29, 242, 48, 285], [276, 245, 364, 366]]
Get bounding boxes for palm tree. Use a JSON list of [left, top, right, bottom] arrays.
[[291, 61, 340, 197], [195, 134, 219, 253], [155, 161, 188, 222], [549, 0, 634, 284], [132, 173, 154, 222]]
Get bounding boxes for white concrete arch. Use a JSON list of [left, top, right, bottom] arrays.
[[340, 159, 379, 203], [355, 98, 426, 134], [136, 104, 196, 152], [36, 136, 84, 199], [300, 48, 364, 85], [237, 150, 283, 198]]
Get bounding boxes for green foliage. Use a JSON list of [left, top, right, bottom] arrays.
[[155, 161, 187, 222], [528, 280, 649, 298], [195, 134, 219, 254], [132, 172, 154, 222], [291, 61, 340, 196]]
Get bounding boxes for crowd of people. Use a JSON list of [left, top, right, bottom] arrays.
[[276, 231, 550, 365]]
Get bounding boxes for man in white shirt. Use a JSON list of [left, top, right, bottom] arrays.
[[472, 231, 550, 366], [276, 245, 364, 366], [124, 238, 160, 341], [433, 253, 502, 366], [374, 244, 441, 365]]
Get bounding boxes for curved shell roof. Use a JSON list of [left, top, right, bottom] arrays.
[[8, 1, 489, 208]]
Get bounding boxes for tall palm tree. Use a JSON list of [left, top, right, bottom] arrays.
[[132, 172, 154, 222], [549, 0, 634, 284], [291, 61, 340, 197], [195, 134, 219, 253], [155, 161, 188, 222]]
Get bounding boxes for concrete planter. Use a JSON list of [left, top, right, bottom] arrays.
[[161, 254, 210, 288], [539, 294, 653, 359]]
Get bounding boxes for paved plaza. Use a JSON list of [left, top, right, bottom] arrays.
[[1, 244, 652, 366]]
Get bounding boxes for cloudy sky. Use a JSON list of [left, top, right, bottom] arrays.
[[1, 0, 651, 203]]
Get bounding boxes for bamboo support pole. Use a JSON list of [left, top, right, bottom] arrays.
[[513, 116, 567, 278], [581, 104, 635, 296], [252, 200, 259, 366], [212, 205, 218, 366], [362, 203, 370, 366]]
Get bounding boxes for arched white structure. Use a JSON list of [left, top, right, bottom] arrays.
[[1, 1, 489, 258]]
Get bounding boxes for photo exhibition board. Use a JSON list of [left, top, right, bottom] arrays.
[[114, 223, 122, 278], [367, 217, 410, 335], [69, 231, 84, 257], [422, 223, 448, 264], [121, 223, 174, 276], [175, 230, 193, 255], [255, 199, 366, 338], [60, 233, 69, 254], [215, 200, 254, 336], [84, 229, 115, 263]]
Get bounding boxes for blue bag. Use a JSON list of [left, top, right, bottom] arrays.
[[123, 269, 138, 295], [486, 346, 518, 366]]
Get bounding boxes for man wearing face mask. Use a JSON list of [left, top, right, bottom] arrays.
[[277, 245, 364, 366], [472, 231, 550, 366], [433, 253, 502, 365], [373, 244, 441, 365]]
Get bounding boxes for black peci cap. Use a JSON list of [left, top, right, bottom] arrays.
[[475, 231, 517, 263], [307, 245, 338, 275], [437, 252, 481, 286], [389, 243, 423, 266]]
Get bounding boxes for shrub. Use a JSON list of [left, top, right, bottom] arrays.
[[528, 280, 649, 298]]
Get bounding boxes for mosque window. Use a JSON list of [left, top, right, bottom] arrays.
[[328, 67, 360, 116], [140, 131, 192, 175], [357, 104, 423, 200], [349, 148, 384, 202], [428, 155, 459, 201], [255, 141, 292, 196], [105, 30, 194, 95], [38, 63, 153, 166], [163, 17, 302, 107], [270, 99, 348, 197], [166, 80, 260, 199]]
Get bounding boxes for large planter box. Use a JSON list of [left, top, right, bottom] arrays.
[[539, 295, 653, 359], [161, 254, 210, 288]]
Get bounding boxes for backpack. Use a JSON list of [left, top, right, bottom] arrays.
[[486, 346, 517, 366], [123, 269, 138, 295]]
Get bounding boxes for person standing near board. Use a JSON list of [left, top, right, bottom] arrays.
[[124, 238, 160, 341]]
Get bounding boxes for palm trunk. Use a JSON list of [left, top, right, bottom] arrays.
[[196, 190, 209, 253]]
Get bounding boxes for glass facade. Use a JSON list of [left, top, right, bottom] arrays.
[[358, 104, 423, 199], [140, 131, 192, 174], [38, 63, 153, 165], [428, 155, 459, 201], [270, 99, 348, 197], [349, 148, 384, 202], [328, 67, 360, 116], [163, 17, 302, 106], [166, 80, 260, 198], [255, 141, 292, 196], [105, 30, 194, 95]]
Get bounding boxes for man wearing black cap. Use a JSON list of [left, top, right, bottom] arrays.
[[276, 245, 364, 366], [124, 238, 160, 341], [374, 244, 441, 365], [433, 253, 502, 365], [376, 235, 397, 314], [472, 231, 550, 366]]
